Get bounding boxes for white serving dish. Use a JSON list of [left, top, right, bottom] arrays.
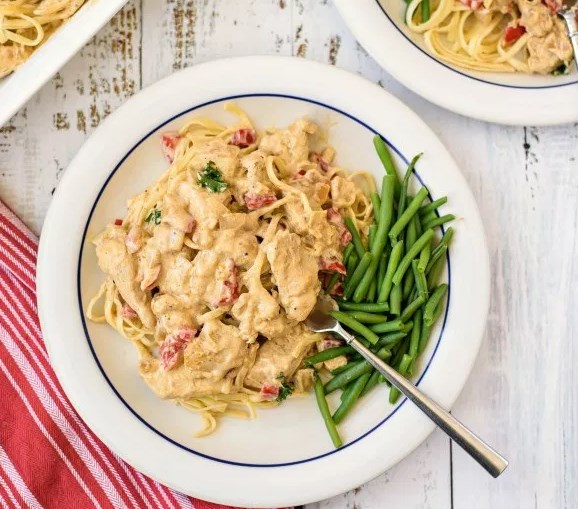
[[0, 0, 129, 126]]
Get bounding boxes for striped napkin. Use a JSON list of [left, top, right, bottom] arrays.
[[0, 199, 287, 509]]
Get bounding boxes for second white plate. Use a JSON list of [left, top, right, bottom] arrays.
[[334, 0, 578, 126]]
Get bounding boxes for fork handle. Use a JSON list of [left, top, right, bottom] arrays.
[[346, 335, 508, 478], [561, 10, 578, 70]]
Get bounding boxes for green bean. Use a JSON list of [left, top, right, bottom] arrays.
[[420, 210, 437, 225], [404, 211, 418, 250], [390, 337, 409, 369], [326, 272, 340, 294], [418, 239, 431, 273], [368, 225, 377, 250], [409, 309, 422, 358], [401, 321, 414, 334], [389, 187, 429, 243], [340, 379, 357, 402], [422, 214, 455, 231], [314, 374, 342, 448], [342, 243, 354, 265], [333, 372, 370, 424], [354, 175, 396, 303], [344, 251, 359, 287], [402, 268, 415, 301], [413, 259, 429, 299], [332, 360, 361, 376], [373, 135, 399, 194], [419, 297, 445, 353], [328, 310, 380, 345], [377, 253, 387, 289], [344, 217, 366, 258], [427, 252, 446, 289], [338, 301, 389, 313], [376, 331, 407, 348], [343, 310, 388, 324], [367, 278, 377, 302], [421, 0, 431, 23], [304, 346, 352, 366], [377, 240, 404, 303], [400, 295, 426, 323], [414, 213, 423, 237], [344, 252, 372, 299], [424, 284, 448, 325], [396, 153, 422, 220], [360, 370, 381, 397], [389, 354, 413, 404], [324, 347, 390, 393], [370, 192, 381, 222], [369, 319, 404, 333], [390, 283, 402, 315], [427, 227, 454, 271], [392, 229, 434, 286], [373, 175, 396, 257], [419, 196, 448, 217]]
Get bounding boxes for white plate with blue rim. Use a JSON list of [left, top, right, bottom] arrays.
[[334, 0, 578, 126], [37, 56, 489, 507]]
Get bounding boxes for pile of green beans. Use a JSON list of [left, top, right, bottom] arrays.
[[311, 135, 454, 448]]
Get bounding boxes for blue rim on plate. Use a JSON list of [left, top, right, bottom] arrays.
[[77, 93, 451, 468], [374, 0, 578, 90]]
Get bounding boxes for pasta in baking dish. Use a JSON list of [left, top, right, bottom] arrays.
[[0, 0, 86, 78], [87, 104, 375, 436]]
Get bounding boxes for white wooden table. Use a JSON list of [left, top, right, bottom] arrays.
[[1, 1, 577, 508]]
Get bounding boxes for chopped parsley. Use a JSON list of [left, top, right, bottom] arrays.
[[197, 161, 228, 193], [145, 208, 161, 225], [552, 64, 568, 76], [276, 373, 295, 403]]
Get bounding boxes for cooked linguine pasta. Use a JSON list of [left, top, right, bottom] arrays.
[[87, 104, 375, 437], [405, 0, 574, 74], [0, 0, 86, 78]]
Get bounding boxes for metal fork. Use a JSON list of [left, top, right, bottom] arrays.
[[305, 301, 508, 478], [560, 1, 578, 68]]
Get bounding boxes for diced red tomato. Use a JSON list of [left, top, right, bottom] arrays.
[[114, 218, 123, 226], [319, 257, 347, 275], [309, 152, 330, 173], [121, 303, 138, 319], [244, 192, 277, 210], [504, 25, 526, 45], [215, 259, 240, 306], [160, 132, 182, 163], [260, 383, 280, 401], [326, 208, 353, 246], [543, 0, 561, 12], [230, 128, 256, 148], [322, 337, 343, 349], [291, 168, 307, 180], [160, 327, 196, 371], [458, 0, 483, 8]]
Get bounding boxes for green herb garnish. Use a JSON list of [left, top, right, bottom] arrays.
[[197, 161, 227, 193], [276, 373, 295, 402], [145, 208, 161, 225], [552, 64, 568, 76]]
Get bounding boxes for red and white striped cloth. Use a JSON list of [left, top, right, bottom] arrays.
[[0, 200, 286, 509]]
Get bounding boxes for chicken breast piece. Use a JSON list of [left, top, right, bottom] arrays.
[[266, 230, 320, 321], [94, 226, 155, 328]]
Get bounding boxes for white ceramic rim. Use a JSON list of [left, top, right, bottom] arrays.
[[37, 56, 490, 507], [0, 0, 129, 127], [333, 0, 578, 126]]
